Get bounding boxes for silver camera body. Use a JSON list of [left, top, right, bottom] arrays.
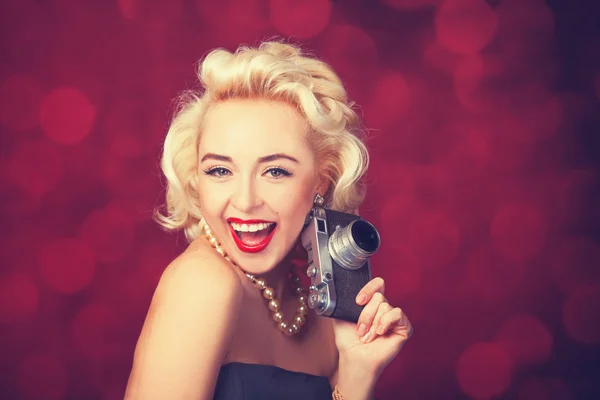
[[301, 206, 381, 323]]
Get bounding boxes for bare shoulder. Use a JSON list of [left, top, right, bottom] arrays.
[[161, 239, 242, 295], [125, 239, 243, 400], [150, 239, 244, 322]]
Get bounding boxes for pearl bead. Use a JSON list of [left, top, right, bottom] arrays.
[[273, 312, 284, 323], [263, 287, 274, 300], [200, 223, 308, 337], [294, 314, 306, 326], [298, 305, 309, 316], [268, 299, 280, 312]]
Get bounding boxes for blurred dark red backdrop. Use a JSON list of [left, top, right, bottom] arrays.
[[1, 0, 599, 399]]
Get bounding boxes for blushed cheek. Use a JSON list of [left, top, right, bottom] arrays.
[[279, 177, 317, 220], [197, 183, 228, 219]]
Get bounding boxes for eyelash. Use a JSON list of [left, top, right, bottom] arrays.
[[202, 166, 292, 179]]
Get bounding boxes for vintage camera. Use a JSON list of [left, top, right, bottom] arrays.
[[301, 206, 381, 323]]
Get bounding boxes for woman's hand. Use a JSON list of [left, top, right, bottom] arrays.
[[332, 277, 413, 376]]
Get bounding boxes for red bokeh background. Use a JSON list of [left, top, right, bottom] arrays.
[[1, 0, 599, 399]]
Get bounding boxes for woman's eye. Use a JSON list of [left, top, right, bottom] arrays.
[[205, 167, 231, 177], [266, 168, 292, 178]]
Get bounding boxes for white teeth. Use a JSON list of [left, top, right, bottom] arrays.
[[230, 222, 274, 232]]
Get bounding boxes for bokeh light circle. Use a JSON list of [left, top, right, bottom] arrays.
[[0, 74, 44, 131], [39, 87, 96, 145], [320, 25, 378, 71], [490, 202, 548, 263], [78, 204, 135, 263], [39, 237, 96, 294], [5, 138, 63, 197], [496, 314, 553, 365], [422, 39, 460, 74], [456, 342, 512, 399], [435, 0, 498, 55], [17, 352, 68, 400], [0, 272, 39, 324], [562, 285, 600, 345], [365, 70, 411, 129], [269, 0, 332, 39], [319, 25, 378, 99]]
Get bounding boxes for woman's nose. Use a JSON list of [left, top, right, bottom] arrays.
[[230, 179, 263, 213]]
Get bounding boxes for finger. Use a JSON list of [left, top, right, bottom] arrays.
[[376, 307, 403, 335], [380, 308, 413, 338], [356, 292, 386, 338], [355, 277, 385, 306], [363, 301, 393, 343]]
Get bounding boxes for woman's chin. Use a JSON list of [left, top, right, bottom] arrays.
[[228, 251, 281, 276]]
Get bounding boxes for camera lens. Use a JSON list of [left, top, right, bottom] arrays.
[[351, 220, 380, 252], [328, 219, 381, 270]]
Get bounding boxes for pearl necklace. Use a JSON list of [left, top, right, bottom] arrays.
[[200, 221, 309, 336]]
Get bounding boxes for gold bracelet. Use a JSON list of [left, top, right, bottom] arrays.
[[332, 385, 347, 400]]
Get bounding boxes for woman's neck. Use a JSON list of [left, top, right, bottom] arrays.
[[259, 256, 296, 302]]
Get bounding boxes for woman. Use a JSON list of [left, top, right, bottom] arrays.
[[125, 41, 413, 400]]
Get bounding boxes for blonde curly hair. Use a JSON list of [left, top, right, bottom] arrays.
[[154, 40, 370, 242]]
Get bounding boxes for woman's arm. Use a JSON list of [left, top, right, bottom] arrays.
[[125, 249, 243, 399]]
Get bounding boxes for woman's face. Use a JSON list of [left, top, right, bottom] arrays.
[[197, 99, 323, 274]]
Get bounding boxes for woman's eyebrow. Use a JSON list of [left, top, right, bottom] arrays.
[[200, 153, 299, 164], [200, 153, 231, 163], [257, 153, 299, 163]]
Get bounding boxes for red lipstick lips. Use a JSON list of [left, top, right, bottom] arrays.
[[227, 218, 277, 254]]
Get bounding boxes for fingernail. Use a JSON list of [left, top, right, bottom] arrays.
[[356, 293, 366, 305], [376, 324, 384, 335], [361, 331, 372, 343], [357, 323, 367, 337]]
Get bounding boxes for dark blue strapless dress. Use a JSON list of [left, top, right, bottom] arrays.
[[213, 362, 333, 399]]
